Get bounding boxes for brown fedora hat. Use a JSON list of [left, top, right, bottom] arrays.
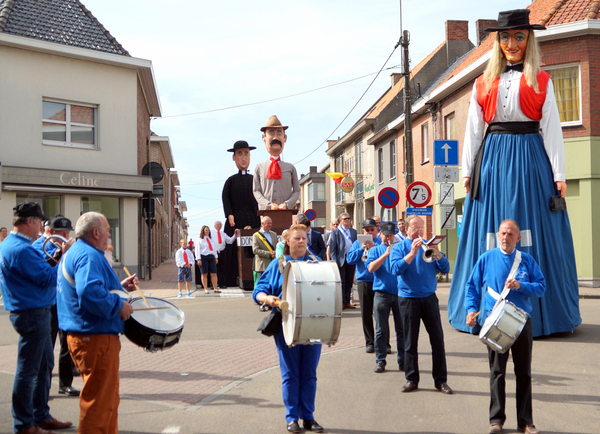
[[260, 115, 288, 132]]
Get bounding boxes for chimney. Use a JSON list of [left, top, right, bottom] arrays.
[[309, 166, 317, 173], [391, 73, 402, 86], [476, 19, 498, 45], [445, 20, 469, 41]]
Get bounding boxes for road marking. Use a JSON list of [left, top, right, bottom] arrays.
[[219, 288, 245, 298], [161, 426, 180, 433]]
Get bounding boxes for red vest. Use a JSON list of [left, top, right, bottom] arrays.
[[476, 70, 550, 123]]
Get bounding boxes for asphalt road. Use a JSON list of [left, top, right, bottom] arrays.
[[1, 286, 599, 434]]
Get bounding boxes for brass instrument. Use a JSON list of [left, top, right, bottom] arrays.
[[42, 234, 69, 260], [419, 236, 438, 263]]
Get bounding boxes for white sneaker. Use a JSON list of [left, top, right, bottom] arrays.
[[177, 293, 182, 298]]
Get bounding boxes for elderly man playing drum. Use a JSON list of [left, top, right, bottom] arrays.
[[57, 212, 138, 434], [252, 224, 324, 433], [465, 219, 545, 434]]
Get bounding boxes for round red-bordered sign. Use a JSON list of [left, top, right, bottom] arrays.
[[304, 209, 316, 221], [406, 181, 432, 208], [378, 187, 400, 209]]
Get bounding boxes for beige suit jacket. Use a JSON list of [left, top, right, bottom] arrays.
[[252, 230, 278, 272]]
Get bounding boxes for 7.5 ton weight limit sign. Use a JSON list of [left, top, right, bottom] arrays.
[[406, 181, 432, 208]]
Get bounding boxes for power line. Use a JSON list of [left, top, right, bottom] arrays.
[[293, 45, 400, 166], [152, 66, 399, 120]]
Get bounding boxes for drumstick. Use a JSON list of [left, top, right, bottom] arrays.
[[275, 300, 289, 311], [123, 266, 151, 308], [133, 307, 170, 311], [473, 311, 480, 319]]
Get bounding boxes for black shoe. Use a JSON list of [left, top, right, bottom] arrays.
[[58, 386, 80, 397], [399, 364, 405, 371], [287, 421, 300, 433], [365, 345, 374, 353], [303, 420, 324, 432], [401, 381, 418, 393], [435, 383, 453, 395], [374, 362, 385, 373]]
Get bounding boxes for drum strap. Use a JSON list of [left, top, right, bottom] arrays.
[[488, 250, 522, 311], [278, 252, 319, 274]]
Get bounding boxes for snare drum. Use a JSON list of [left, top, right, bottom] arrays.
[[479, 299, 528, 353], [281, 260, 342, 347], [124, 297, 185, 352]]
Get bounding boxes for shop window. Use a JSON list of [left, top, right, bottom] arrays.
[[16, 193, 61, 218], [43, 100, 97, 149], [544, 64, 581, 125], [80, 196, 121, 263]]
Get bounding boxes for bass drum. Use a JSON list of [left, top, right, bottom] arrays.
[[125, 297, 185, 352], [281, 260, 342, 347]]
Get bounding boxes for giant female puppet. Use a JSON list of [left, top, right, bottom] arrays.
[[447, 9, 581, 337]]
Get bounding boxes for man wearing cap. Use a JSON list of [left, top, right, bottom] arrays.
[[390, 216, 452, 395], [366, 222, 404, 373], [297, 213, 326, 260], [57, 211, 138, 434], [222, 140, 261, 287], [253, 115, 300, 210], [346, 218, 381, 353], [0, 202, 73, 434], [32, 215, 80, 397]]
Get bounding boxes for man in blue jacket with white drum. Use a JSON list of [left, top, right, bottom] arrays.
[[465, 219, 545, 434]]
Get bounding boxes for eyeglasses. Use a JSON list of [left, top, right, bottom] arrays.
[[408, 226, 424, 232]]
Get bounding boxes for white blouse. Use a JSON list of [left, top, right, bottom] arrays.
[[462, 69, 566, 182], [195, 236, 218, 259]]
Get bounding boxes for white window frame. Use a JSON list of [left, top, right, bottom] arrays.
[[378, 148, 384, 184], [390, 140, 396, 180], [42, 99, 98, 149], [422, 123, 430, 163], [543, 62, 582, 127]]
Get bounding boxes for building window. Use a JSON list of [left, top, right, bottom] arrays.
[[308, 182, 325, 202], [401, 136, 406, 171], [356, 182, 364, 199], [545, 64, 581, 125], [421, 123, 429, 163], [16, 193, 61, 217], [378, 148, 384, 184], [314, 217, 326, 228], [80, 196, 121, 263], [445, 113, 456, 140], [335, 154, 344, 203], [390, 140, 396, 180], [355, 140, 363, 175], [43, 100, 97, 149]]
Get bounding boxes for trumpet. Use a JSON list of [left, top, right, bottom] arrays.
[[42, 234, 69, 260], [419, 236, 439, 263], [361, 246, 370, 262]]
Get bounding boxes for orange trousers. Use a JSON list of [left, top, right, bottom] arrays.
[[67, 334, 120, 434]]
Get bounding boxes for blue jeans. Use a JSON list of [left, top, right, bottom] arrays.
[[374, 292, 404, 366], [9, 307, 54, 433]]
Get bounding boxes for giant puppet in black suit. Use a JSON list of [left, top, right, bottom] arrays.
[[220, 140, 261, 287]]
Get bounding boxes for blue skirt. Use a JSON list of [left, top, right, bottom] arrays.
[[447, 131, 581, 336]]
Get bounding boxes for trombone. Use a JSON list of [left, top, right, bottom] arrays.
[[418, 236, 439, 263]]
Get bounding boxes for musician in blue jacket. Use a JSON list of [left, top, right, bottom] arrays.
[[57, 212, 137, 434], [389, 215, 452, 395], [346, 218, 380, 353], [465, 219, 545, 434], [252, 224, 324, 433]]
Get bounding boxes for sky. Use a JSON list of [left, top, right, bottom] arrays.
[[81, 0, 528, 239]]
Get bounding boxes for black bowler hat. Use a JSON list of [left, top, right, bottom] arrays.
[[227, 140, 256, 152], [485, 9, 546, 32], [381, 222, 396, 236], [362, 218, 377, 228], [50, 215, 74, 231], [13, 202, 49, 220]]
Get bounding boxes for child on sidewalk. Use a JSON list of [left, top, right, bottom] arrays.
[[175, 239, 194, 297]]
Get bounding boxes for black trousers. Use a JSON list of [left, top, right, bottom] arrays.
[[357, 281, 375, 346], [489, 318, 533, 427], [338, 262, 356, 306], [219, 243, 237, 287], [398, 293, 447, 386], [50, 304, 74, 388]]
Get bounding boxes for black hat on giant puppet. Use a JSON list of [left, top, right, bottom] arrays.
[[227, 140, 256, 152], [485, 9, 546, 32], [13, 202, 49, 221]]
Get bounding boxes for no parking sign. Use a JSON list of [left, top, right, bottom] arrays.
[[304, 209, 316, 221], [378, 187, 400, 209]]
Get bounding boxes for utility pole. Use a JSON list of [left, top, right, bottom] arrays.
[[402, 30, 413, 187]]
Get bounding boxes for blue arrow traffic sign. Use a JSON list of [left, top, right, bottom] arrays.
[[434, 140, 459, 166]]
